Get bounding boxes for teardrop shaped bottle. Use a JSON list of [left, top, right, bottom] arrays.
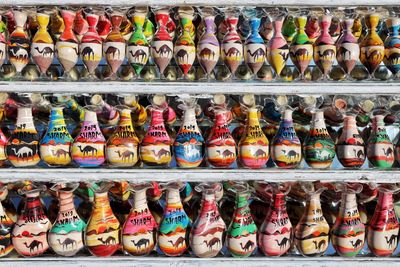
[[384, 17, 400, 78], [267, 13, 289, 79], [367, 115, 394, 168], [0, 185, 14, 257], [222, 15, 243, 79], [80, 12, 102, 79], [245, 17, 266, 77]]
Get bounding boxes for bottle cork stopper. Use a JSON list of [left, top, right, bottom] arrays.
[[123, 95, 137, 107], [389, 100, 400, 112], [276, 95, 288, 106], [90, 94, 104, 105], [30, 93, 43, 104], [334, 98, 347, 110], [213, 94, 226, 105], [242, 94, 255, 107], [303, 96, 317, 107], [153, 94, 166, 106], [360, 99, 374, 112]]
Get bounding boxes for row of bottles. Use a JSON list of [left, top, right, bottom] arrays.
[[1, 6, 400, 81], [0, 180, 399, 258]]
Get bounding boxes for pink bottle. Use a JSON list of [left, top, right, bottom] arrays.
[[222, 13, 243, 79], [80, 12, 102, 79]]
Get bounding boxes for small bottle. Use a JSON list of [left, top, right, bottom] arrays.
[[367, 115, 394, 168]]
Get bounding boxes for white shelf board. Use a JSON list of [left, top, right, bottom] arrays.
[[1, 81, 400, 95]]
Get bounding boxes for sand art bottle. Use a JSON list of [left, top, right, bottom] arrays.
[[244, 10, 266, 77], [384, 16, 400, 78], [0, 185, 14, 257], [0, 14, 6, 69], [367, 115, 394, 169]]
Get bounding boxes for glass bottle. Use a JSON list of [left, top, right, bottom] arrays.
[[190, 183, 226, 258], [31, 10, 54, 79], [48, 183, 86, 256], [85, 182, 120, 257], [12, 184, 51, 257], [331, 183, 365, 257], [0, 185, 14, 257], [305, 13, 320, 44], [158, 182, 190, 257], [294, 184, 329, 257], [282, 14, 296, 43], [122, 183, 158, 256], [244, 13, 266, 77], [384, 16, 400, 79], [0, 14, 6, 69], [98, 13, 112, 40], [71, 108, 106, 167], [271, 107, 302, 168], [106, 108, 139, 167], [367, 115, 394, 169], [6, 106, 40, 167], [258, 183, 292, 256], [40, 107, 73, 166], [238, 107, 269, 169]]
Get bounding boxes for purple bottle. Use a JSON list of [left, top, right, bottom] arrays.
[[198, 13, 220, 80]]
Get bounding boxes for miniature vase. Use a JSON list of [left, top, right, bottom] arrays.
[[290, 15, 313, 79], [245, 17, 266, 76], [197, 15, 220, 79], [267, 16, 289, 78], [8, 9, 30, 75], [0, 185, 14, 257], [367, 115, 394, 169], [80, 13, 102, 79], [104, 13, 126, 80], [384, 17, 400, 78], [222, 16, 243, 79], [336, 18, 360, 78]]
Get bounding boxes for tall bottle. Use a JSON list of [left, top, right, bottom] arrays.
[[244, 16, 266, 77], [367, 115, 394, 169], [384, 17, 400, 78], [0, 185, 14, 257]]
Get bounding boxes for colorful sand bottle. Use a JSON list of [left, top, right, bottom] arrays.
[[336, 114, 365, 168], [258, 183, 292, 256], [367, 115, 394, 169], [384, 16, 400, 78], [31, 10, 54, 79], [226, 184, 257, 257], [122, 183, 158, 256], [190, 183, 226, 258], [271, 107, 302, 169], [73, 9, 89, 41], [238, 107, 269, 169], [48, 183, 86, 256], [56, 9, 79, 80], [71, 107, 106, 167], [158, 182, 190, 257], [282, 14, 296, 44], [151, 8, 173, 79], [0, 185, 14, 257], [0, 14, 6, 69], [304, 110, 335, 169], [244, 14, 266, 77], [294, 183, 330, 257], [40, 107, 73, 166], [85, 182, 120, 257], [331, 183, 365, 257], [98, 13, 112, 40], [12, 184, 51, 257], [313, 13, 336, 80], [6, 106, 40, 167], [305, 14, 320, 44]]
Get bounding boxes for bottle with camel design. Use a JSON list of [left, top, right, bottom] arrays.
[[0, 184, 14, 257], [0, 99, 7, 167], [0, 14, 6, 71], [40, 106, 73, 166], [304, 109, 335, 169], [31, 9, 54, 80], [71, 106, 106, 167], [226, 183, 257, 257], [85, 182, 120, 257], [238, 106, 269, 169], [271, 107, 302, 168], [173, 98, 204, 168], [367, 184, 400, 257], [190, 183, 226, 258], [294, 183, 330, 257], [367, 114, 394, 169], [56, 8, 79, 80], [158, 182, 190, 256], [384, 15, 400, 78], [122, 182, 158, 256], [12, 184, 51, 257], [106, 107, 139, 167], [331, 183, 365, 257], [90, 94, 120, 127], [258, 183, 293, 256], [48, 183, 86, 256], [6, 106, 40, 167]]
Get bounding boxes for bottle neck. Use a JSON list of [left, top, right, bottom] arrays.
[[150, 108, 165, 125], [341, 192, 358, 213], [311, 110, 326, 129], [204, 16, 215, 33], [58, 191, 75, 212], [166, 188, 181, 204], [273, 193, 286, 210], [377, 190, 394, 210], [48, 107, 66, 128], [16, 107, 35, 130], [273, 20, 284, 37], [94, 191, 111, 208], [235, 192, 250, 209], [118, 109, 134, 128], [133, 189, 148, 208]]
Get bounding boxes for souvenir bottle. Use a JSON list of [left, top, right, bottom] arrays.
[[282, 14, 296, 43], [0, 15, 6, 69], [305, 14, 320, 44], [244, 16, 266, 77], [267, 11, 289, 79], [48, 183, 86, 256], [360, 12, 385, 79], [206, 108, 237, 168], [294, 184, 330, 257], [158, 182, 190, 257], [85, 182, 120, 257], [56, 9, 79, 80], [367, 115, 394, 168], [12, 184, 51, 257], [304, 110, 335, 169], [151, 8, 173, 79], [106, 108, 139, 167], [258, 183, 292, 256], [290, 13, 313, 80], [6, 107, 40, 167], [367, 184, 400, 257], [226, 185, 257, 257], [122, 183, 158, 256], [80, 11, 102, 80], [336, 114, 365, 168], [103, 11, 126, 80], [384, 17, 400, 78], [71, 108, 106, 167], [31, 11, 54, 79], [0, 185, 14, 257], [40, 107, 73, 166], [8, 9, 30, 79], [331, 183, 365, 257], [190, 183, 226, 258], [127, 7, 150, 78], [90, 94, 120, 126], [313, 13, 336, 80], [271, 107, 302, 168], [174, 7, 196, 79], [98, 14, 112, 40]]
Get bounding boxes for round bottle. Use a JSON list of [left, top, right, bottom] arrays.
[[367, 115, 394, 168]]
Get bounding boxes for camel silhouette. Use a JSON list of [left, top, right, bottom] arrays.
[[115, 150, 135, 162], [318, 49, 335, 59], [353, 149, 364, 159], [52, 149, 69, 158], [153, 44, 172, 57], [291, 48, 310, 58], [81, 46, 95, 60], [312, 240, 326, 251], [281, 149, 299, 160], [275, 237, 290, 250], [129, 49, 147, 63], [365, 50, 382, 61], [77, 145, 98, 158], [105, 46, 120, 59], [385, 234, 397, 248], [247, 48, 265, 60], [11, 147, 33, 159], [35, 46, 54, 57], [131, 238, 150, 250], [350, 239, 363, 249], [151, 148, 170, 159], [199, 48, 216, 60], [97, 236, 116, 245], [57, 238, 76, 250], [216, 149, 235, 158], [176, 49, 189, 63], [168, 236, 185, 249], [253, 149, 267, 160], [203, 237, 221, 250], [239, 240, 254, 251], [223, 47, 241, 58], [382, 147, 393, 157], [23, 240, 43, 254]]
